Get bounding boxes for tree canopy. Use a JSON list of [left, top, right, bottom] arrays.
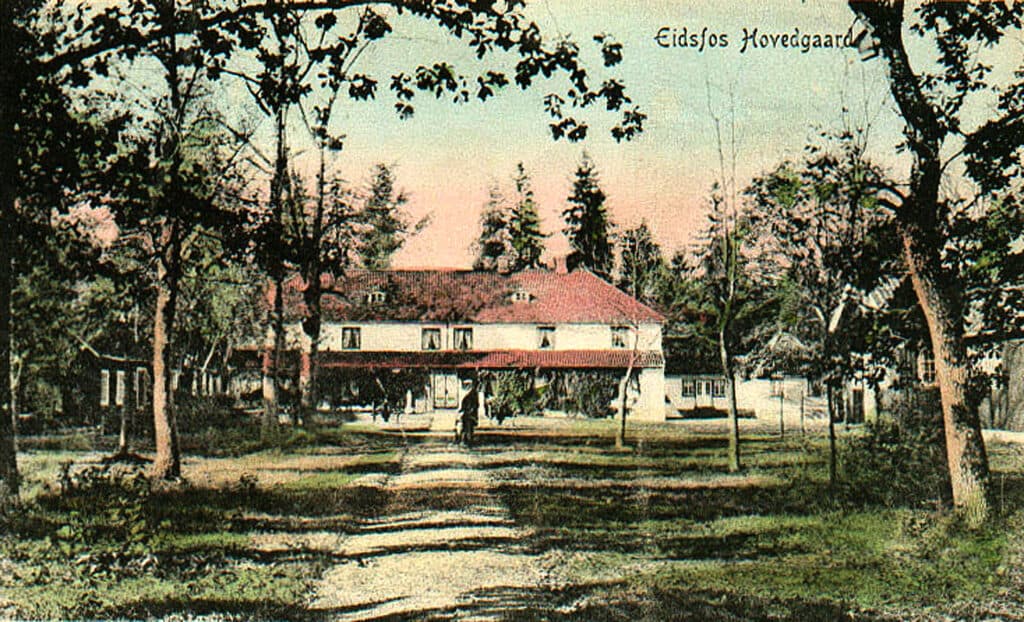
[[563, 153, 614, 278]]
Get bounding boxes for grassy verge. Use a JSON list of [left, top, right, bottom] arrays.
[[0, 427, 406, 620], [4, 420, 1023, 620], [489, 427, 1024, 619]]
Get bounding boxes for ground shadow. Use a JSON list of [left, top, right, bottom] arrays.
[[309, 581, 888, 622]]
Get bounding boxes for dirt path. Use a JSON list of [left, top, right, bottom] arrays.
[[309, 441, 559, 621]]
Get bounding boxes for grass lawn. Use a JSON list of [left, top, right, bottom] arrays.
[[481, 420, 1024, 619], [1, 418, 1022, 620], [0, 424, 407, 620]]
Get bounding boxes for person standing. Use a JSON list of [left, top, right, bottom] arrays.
[[459, 381, 479, 446]]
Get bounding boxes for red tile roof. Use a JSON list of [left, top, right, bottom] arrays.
[[317, 349, 665, 369], [277, 269, 665, 324]]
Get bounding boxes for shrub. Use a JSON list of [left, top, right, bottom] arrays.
[[488, 370, 539, 420], [540, 370, 619, 418], [45, 462, 165, 576], [840, 387, 951, 508], [174, 394, 246, 434]]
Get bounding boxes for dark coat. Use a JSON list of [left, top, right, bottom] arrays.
[[460, 390, 479, 425]]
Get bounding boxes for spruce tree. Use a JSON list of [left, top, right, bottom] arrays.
[[357, 164, 410, 270], [617, 220, 665, 304], [473, 184, 516, 271], [563, 153, 614, 278], [509, 162, 545, 271]]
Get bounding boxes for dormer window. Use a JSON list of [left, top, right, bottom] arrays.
[[365, 290, 387, 304], [511, 288, 531, 303]]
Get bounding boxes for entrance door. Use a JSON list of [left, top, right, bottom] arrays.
[[432, 372, 459, 409]]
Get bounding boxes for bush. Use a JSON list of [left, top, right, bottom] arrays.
[[840, 387, 951, 509], [43, 461, 165, 576], [488, 371, 539, 421], [175, 394, 246, 434], [540, 370, 620, 418]]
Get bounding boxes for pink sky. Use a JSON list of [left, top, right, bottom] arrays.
[[206, 1, 1016, 269]]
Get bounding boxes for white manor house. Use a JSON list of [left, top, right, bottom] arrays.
[[236, 265, 668, 421]]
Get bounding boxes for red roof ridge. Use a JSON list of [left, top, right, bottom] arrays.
[[568, 269, 667, 323], [275, 267, 665, 325]]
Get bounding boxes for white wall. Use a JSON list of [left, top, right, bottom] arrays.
[[309, 321, 663, 353], [633, 368, 666, 421], [666, 374, 877, 425], [280, 320, 667, 420]]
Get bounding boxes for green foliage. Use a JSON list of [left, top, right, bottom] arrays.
[[174, 395, 246, 435], [473, 163, 547, 273], [176, 238, 263, 378], [47, 462, 162, 566], [509, 162, 546, 270], [488, 370, 539, 420], [356, 163, 413, 270], [745, 134, 900, 384], [617, 220, 666, 306], [840, 389, 951, 509], [673, 187, 776, 377], [541, 370, 619, 418], [473, 184, 516, 271], [563, 153, 614, 278]]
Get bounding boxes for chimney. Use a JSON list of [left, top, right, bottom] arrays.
[[496, 255, 513, 275], [553, 255, 569, 274]]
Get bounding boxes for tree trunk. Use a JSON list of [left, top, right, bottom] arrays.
[[117, 402, 129, 455], [262, 99, 288, 436], [827, 383, 837, 493], [151, 218, 182, 480], [299, 294, 321, 425], [901, 223, 990, 523], [0, 187, 19, 505], [261, 342, 277, 427], [719, 327, 741, 472], [615, 365, 634, 450], [847, 0, 991, 524], [10, 354, 21, 429], [778, 387, 785, 439], [800, 390, 806, 435], [261, 277, 283, 435], [299, 147, 326, 424]]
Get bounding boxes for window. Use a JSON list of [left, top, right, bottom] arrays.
[[769, 375, 784, 397], [537, 326, 555, 350], [711, 379, 727, 398], [134, 367, 148, 410], [611, 326, 630, 349], [115, 370, 126, 407], [695, 379, 726, 397], [512, 288, 531, 303], [341, 327, 361, 350], [422, 327, 442, 351], [918, 353, 936, 385], [681, 379, 696, 398], [454, 327, 473, 351], [365, 290, 386, 304], [99, 369, 110, 408]]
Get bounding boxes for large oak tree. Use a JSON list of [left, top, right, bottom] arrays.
[[849, 0, 1024, 523]]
